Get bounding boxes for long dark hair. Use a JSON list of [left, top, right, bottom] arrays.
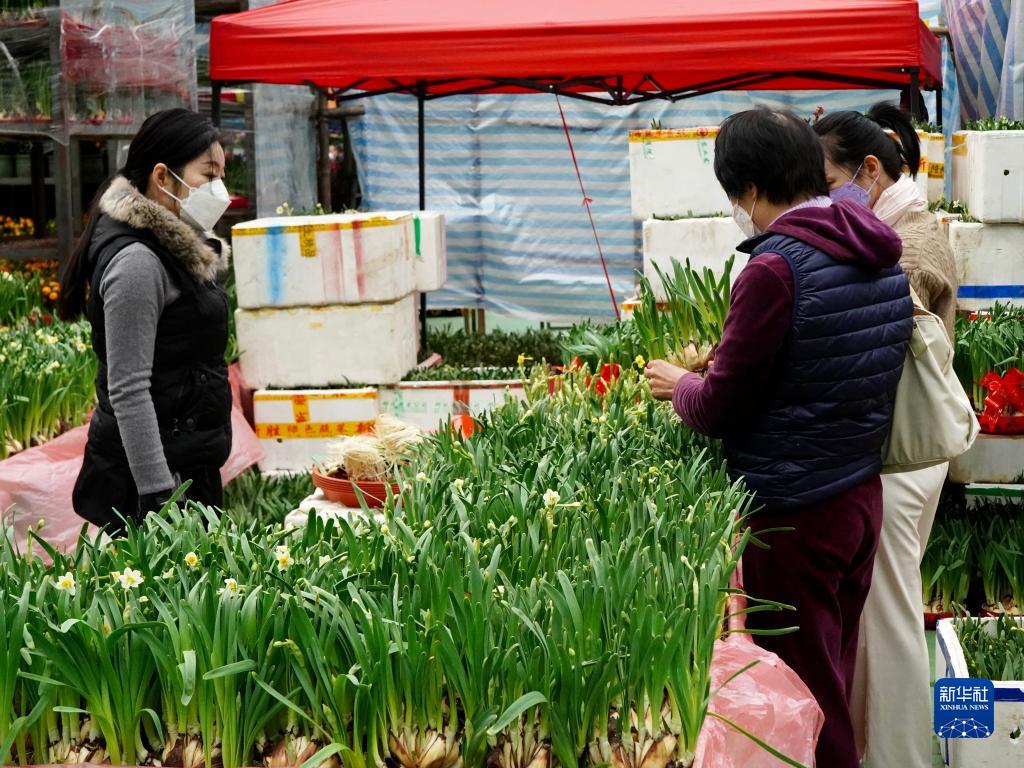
[[58, 109, 221, 321], [813, 101, 921, 185]]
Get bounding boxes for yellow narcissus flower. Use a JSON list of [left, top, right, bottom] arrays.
[[453, 478, 465, 492], [184, 552, 200, 568], [635, 354, 646, 368], [54, 571, 76, 596]]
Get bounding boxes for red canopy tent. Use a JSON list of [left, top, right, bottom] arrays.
[[210, 0, 941, 103], [209, 0, 942, 333]]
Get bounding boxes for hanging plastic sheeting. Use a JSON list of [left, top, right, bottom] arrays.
[[349, 90, 900, 321], [247, 0, 316, 217], [0, 365, 263, 557], [0, 1, 196, 143], [945, 0, 1024, 121], [1000, 1, 1024, 116]]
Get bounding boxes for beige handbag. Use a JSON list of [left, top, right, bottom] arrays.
[[881, 290, 980, 473]]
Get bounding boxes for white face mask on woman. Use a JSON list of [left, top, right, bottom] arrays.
[[162, 170, 231, 232], [731, 196, 759, 239]]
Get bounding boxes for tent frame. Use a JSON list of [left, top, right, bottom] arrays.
[[212, 59, 940, 344]]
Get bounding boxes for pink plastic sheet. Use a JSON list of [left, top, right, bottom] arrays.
[[0, 364, 263, 554], [695, 564, 824, 768]]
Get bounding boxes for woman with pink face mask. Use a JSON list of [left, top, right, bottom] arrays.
[[58, 109, 234, 533], [815, 103, 959, 768]]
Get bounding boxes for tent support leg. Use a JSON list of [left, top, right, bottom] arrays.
[[909, 68, 922, 121], [936, 85, 943, 129], [212, 81, 222, 128], [317, 90, 332, 211], [418, 82, 428, 352]]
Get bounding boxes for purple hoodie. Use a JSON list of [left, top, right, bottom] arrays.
[[671, 199, 903, 437]]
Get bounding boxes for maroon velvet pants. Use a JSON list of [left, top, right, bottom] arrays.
[[743, 475, 883, 768]]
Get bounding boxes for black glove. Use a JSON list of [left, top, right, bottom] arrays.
[[136, 488, 175, 522]]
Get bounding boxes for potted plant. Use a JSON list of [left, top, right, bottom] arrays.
[[312, 414, 422, 507]]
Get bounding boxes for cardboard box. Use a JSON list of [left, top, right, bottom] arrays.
[[641, 217, 748, 300], [379, 380, 525, 433], [236, 294, 418, 389], [628, 128, 731, 220], [232, 213, 416, 309], [946, 221, 1024, 310], [253, 388, 379, 473], [950, 131, 1024, 222], [935, 617, 1024, 767]]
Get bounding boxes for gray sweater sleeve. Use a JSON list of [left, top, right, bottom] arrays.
[[98, 245, 181, 494]]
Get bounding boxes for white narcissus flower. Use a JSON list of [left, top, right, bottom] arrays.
[[453, 479, 465, 492], [415, 472, 428, 482], [380, 523, 390, 536], [276, 551, 294, 571], [184, 552, 200, 568], [118, 568, 144, 590], [319, 555, 331, 567], [54, 571, 76, 596], [220, 578, 241, 596], [543, 489, 561, 509], [275, 544, 290, 556]]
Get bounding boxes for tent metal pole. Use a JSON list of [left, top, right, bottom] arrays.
[[317, 89, 332, 211], [212, 81, 222, 128], [418, 81, 428, 350], [936, 84, 943, 129], [909, 68, 921, 120]]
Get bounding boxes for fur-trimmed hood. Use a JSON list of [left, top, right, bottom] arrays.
[[99, 176, 230, 283]]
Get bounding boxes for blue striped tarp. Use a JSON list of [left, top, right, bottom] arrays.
[[349, 91, 900, 321]]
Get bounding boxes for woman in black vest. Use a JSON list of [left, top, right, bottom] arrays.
[[59, 109, 233, 532]]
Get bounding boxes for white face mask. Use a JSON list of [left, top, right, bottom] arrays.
[[731, 196, 759, 239], [162, 169, 231, 232]]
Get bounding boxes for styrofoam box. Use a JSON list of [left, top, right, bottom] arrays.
[[950, 131, 1024, 222], [913, 129, 930, 201], [374, 211, 447, 292], [253, 388, 378, 473], [232, 213, 416, 309], [628, 128, 731, 220], [283, 490, 384, 532], [949, 434, 1024, 485], [236, 294, 418, 389], [946, 221, 1024, 310], [927, 131, 946, 203], [379, 380, 525, 433], [642, 217, 749, 300], [935, 617, 1024, 767]]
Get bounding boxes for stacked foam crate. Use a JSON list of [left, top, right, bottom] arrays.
[[628, 128, 747, 299], [232, 212, 447, 472], [935, 617, 1024, 767], [947, 129, 1024, 311], [944, 130, 1024, 488]]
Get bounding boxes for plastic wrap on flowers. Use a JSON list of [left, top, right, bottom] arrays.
[[60, 0, 196, 130], [978, 368, 1024, 433], [694, 569, 823, 768], [0, 364, 263, 555]]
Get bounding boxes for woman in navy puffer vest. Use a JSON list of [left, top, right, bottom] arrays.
[[645, 108, 913, 768]]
